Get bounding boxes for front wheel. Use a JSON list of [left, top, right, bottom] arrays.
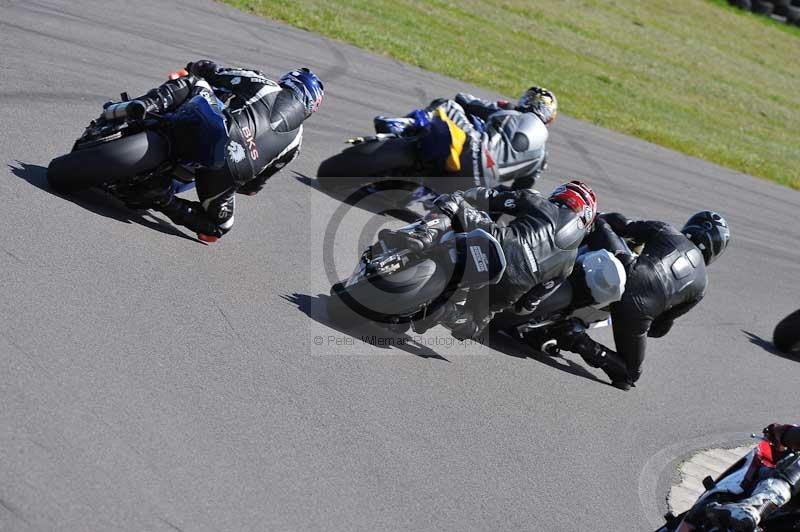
[[47, 129, 169, 193], [329, 258, 450, 324], [773, 309, 800, 355]]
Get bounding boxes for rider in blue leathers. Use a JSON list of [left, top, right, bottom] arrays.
[[124, 60, 323, 241]]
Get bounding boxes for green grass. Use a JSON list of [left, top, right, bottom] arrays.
[[222, 0, 800, 189]]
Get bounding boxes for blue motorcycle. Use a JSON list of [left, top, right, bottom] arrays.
[[47, 89, 227, 200]]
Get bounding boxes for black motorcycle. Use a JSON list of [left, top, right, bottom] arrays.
[[316, 108, 488, 199], [327, 221, 623, 345], [47, 90, 227, 201]]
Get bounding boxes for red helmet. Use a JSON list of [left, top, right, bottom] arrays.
[[549, 180, 597, 227]]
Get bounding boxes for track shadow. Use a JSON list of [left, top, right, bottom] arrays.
[[293, 171, 422, 223], [742, 330, 799, 362], [282, 292, 450, 361], [9, 161, 202, 243], [484, 329, 612, 387]]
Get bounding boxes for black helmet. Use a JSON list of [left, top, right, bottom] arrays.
[[682, 211, 729, 266]]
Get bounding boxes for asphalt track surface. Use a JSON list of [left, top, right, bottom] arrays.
[[1, 1, 799, 531]]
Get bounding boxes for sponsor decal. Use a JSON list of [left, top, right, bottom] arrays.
[[469, 245, 489, 273], [230, 77, 241, 85], [241, 126, 259, 160], [504, 198, 516, 209], [227, 141, 246, 163]]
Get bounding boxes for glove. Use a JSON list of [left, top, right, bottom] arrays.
[[432, 193, 461, 220], [378, 215, 450, 253], [648, 317, 674, 338], [764, 424, 799, 451], [186, 59, 218, 79]]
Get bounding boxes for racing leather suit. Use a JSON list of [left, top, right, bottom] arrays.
[[127, 60, 309, 238], [561, 213, 708, 385], [430, 187, 586, 339], [705, 425, 800, 529], [384, 93, 549, 193]]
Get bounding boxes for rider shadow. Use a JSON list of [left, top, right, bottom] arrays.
[[8, 162, 202, 243], [742, 330, 798, 362], [281, 292, 450, 362], [484, 330, 610, 387], [293, 171, 422, 223]]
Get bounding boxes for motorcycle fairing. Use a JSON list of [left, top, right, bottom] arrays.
[[449, 229, 506, 289], [166, 95, 229, 169], [696, 442, 776, 506], [417, 107, 468, 172]]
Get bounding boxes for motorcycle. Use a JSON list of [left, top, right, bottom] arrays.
[[655, 436, 800, 531], [774, 309, 800, 356], [327, 219, 626, 346], [47, 79, 228, 202], [316, 107, 488, 198]]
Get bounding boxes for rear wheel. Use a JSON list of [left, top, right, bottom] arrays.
[[316, 137, 419, 192], [773, 309, 800, 355], [47, 129, 169, 193]]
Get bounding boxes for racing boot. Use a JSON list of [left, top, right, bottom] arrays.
[[559, 328, 631, 389], [582, 345, 630, 390], [157, 197, 223, 241], [705, 477, 791, 531], [379, 215, 451, 253]]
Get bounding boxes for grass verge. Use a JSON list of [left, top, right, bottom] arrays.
[[223, 0, 800, 189]]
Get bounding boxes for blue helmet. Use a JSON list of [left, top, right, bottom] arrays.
[[279, 68, 324, 116]]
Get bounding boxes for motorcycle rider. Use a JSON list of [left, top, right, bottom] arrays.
[[379, 181, 630, 386], [706, 423, 800, 531], [120, 60, 323, 241], [553, 211, 730, 390], [373, 87, 557, 193]]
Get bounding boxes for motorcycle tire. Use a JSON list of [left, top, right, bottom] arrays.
[[47, 129, 169, 193], [316, 136, 418, 192], [773, 309, 800, 355], [329, 258, 450, 324], [732, 0, 752, 9]]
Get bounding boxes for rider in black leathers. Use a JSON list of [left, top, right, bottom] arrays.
[[380, 181, 630, 385], [706, 423, 800, 531], [554, 211, 730, 390], [123, 60, 323, 241], [374, 87, 556, 193]]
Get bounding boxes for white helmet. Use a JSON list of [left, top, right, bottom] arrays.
[[577, 250, 627, 308]]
